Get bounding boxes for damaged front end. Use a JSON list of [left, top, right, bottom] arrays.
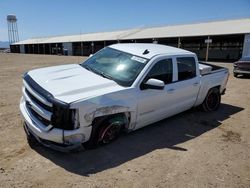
[[20, 73, 88, 152]]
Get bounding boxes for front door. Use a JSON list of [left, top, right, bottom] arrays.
[[136, 58, 176, 129]]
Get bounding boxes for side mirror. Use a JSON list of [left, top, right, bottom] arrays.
[[142, 78, 165, 90]]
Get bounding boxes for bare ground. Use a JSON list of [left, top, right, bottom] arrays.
[[0, 53, 249, 188]]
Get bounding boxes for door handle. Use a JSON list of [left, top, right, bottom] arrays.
[[167, 88, 175, 93], [193, 82, 199, 86]]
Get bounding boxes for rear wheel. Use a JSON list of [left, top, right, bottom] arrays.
[[202, 87, 221, 112]]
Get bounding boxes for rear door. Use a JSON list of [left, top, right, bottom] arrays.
[[170, 56, 200, 112]]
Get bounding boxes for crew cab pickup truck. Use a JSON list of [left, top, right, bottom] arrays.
[[20, 43, 229, 151]]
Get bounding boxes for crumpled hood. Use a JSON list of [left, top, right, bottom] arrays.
[[27, 64, 125, 103]]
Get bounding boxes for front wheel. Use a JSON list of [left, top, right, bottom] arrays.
[[83, 115, 125, 149], [202, 87, 221, 112], [98, 121, 122, 144]]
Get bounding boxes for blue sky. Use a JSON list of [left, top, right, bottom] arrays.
[[0, 0, 250, 41]]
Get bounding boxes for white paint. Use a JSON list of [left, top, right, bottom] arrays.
[[110, 43, 194, 59], [20, 44, 229, 148]]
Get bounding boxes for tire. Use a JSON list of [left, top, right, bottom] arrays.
[[202, 87, 221, 112], [26, 132, 40, 148], [98, 119, 123, 145], [83, 115, 125, 149]]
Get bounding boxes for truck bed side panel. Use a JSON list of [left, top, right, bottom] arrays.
[[194, 69, 229, 106]]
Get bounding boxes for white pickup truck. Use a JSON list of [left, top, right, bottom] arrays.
[[20, 43, 229, 151]]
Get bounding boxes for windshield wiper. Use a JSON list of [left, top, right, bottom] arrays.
[[83, 64, 93, 72], [83, 64, 113, 80], [93, 68, 113, 80]]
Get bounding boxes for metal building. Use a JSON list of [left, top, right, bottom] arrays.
[[11, 18, 250, 61]]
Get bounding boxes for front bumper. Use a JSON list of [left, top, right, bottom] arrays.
[[233, 68, 250, 75], [20, 97, 91, 152], [23, 122, 83, 152]]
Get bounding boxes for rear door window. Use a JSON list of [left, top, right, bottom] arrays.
[[177, 57, 196, 81]]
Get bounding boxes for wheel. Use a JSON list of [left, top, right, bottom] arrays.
[[202, 87, 221, 112], [83, 115, 125, 149], [23, 123, 39, 146], [234, 73, 238, 77], [98, 120, 122, 144], [26, 131, 41, 148]]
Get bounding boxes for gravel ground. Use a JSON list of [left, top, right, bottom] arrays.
[[0, 53, 249, 188]]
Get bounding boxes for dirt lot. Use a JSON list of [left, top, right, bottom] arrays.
[[0, 53, 249, 188]]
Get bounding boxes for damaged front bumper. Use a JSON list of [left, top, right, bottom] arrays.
[[20, 97, 91, 152], [23, 122, 83, 152]]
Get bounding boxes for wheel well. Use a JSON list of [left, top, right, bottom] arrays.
[[92, 112, 130, 130], [84, 113, 130, 148], [210, 85, 221, 93]]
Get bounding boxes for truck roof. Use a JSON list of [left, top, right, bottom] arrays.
[[110, 43, 194, 59]]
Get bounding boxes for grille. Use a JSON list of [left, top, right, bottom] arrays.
[[26, 101, 51, 126], [25, 88, 52, 111], [23, 74, 75, 130], [23, 82, 53, 129]]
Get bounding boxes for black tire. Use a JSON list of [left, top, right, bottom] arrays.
[[234, 73, 238, 77], [98, 119, 123, 145], [202, 87, 221, 112], [26, 132, 40, 147], [83, 115, 125, 149]]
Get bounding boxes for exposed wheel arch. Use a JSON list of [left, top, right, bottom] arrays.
[[83, 113, 129, 149]]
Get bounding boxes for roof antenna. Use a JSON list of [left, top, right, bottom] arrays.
[[143, 49, 149, 55]]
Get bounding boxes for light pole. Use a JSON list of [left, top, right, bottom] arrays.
[[205, 36, 212, 61]]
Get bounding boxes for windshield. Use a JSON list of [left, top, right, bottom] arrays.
[[81, 47, 148, 87]]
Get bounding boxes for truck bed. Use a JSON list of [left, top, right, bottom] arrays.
[[199, 61, 227, 75], [195, 61, 229, 106]]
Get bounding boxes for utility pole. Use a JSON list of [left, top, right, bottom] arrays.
[[178, 37, 181, 48], [205, 36, 212, 61]]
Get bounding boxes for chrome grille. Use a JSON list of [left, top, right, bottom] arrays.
[[23, 80, 53, 130]]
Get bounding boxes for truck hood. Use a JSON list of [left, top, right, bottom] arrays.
[[27, 64, 125, 104]]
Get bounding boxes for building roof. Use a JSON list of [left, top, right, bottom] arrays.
[[110, 43, 194, 59], [14, 18, 250, 45]]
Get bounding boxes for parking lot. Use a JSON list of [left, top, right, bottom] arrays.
[[0, 53, 249, 188]]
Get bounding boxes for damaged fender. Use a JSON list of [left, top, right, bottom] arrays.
[[84, 105, 130, 123]]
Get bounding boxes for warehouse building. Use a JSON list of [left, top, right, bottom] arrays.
[[11, 18, 250, 61]]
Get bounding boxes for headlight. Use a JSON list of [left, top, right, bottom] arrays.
[[51, 105, 78, 130], [72, 109, 80, 129]]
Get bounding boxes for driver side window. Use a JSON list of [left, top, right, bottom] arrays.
[[145, 58, 173, 84]]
